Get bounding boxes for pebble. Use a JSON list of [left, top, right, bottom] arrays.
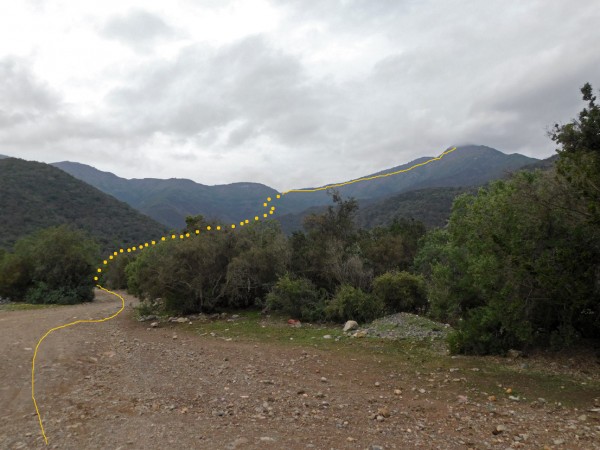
[[377, 406, 390, 418], [493, 424, 506, 435]]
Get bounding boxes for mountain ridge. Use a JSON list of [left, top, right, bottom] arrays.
[[52, 145, 539, 229]]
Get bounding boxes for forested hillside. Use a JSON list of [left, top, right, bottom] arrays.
[[0, 158, 168, 253]]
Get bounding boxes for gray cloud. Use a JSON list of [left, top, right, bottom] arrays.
[[101, 9, 176, 51], [0, 57, 60, 128]]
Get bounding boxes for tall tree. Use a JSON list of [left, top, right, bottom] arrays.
[[552, 82, 600, 224]]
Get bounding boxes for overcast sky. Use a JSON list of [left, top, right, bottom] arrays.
[[1, 0, 598, 191]]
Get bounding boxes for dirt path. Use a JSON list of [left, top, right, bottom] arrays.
[[1, 290, 599, 449]]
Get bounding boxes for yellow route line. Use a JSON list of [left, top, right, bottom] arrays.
[[32, 285, 124, 445], [282, 146, 457, 194]]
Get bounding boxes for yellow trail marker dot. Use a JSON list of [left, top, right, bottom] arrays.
[[32, 285, 125, 445]]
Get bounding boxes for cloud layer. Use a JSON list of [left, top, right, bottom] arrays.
[[0, 0, 599, 190]]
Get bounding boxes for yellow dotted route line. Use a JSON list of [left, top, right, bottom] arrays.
[[32, 146, 457, 444]]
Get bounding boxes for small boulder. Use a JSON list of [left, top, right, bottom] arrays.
[[150, 322, 159, 328], [343, 320, 359, 332]]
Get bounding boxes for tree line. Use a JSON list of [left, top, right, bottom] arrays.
[[1, 83, 598, 355]]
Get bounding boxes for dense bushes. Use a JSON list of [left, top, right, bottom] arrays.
[[325, 285, 384, 323], [0, 226, 98, 304], [124, 221, 289, 314], [417, 170, 600, 354], [265, 274, 325, 321], [372, 271, 426, 314]]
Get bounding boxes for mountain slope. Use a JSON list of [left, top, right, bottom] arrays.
[[52, 161, 279, 229], [0, 158, 168, 253], [53, 145, 538, 230], [278, 152, 555, 234]]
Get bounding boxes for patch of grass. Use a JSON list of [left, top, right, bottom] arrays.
[[0, 302, 62, 312], [190, 311, 345, 349]]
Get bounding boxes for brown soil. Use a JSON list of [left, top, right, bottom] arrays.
[[1, 289, 599, 450]]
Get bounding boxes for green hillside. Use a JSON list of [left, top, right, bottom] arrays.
[[0, 158, 168, 253]]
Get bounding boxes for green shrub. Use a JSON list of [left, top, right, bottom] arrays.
[[265, 274, 325, 321], [447, 305, 532, 355], [325, 284, 384, 323], [372, 271, 427, 313], [0, 226, 98, 304], [25, 282, 93, 305]]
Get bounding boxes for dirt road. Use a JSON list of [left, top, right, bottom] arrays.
[[1, 289, 599, 449]]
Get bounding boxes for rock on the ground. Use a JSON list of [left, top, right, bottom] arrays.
[[343, 320, 359, 332]]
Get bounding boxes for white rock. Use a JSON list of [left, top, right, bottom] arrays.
[[150, 322, 159, 328], [343, 320, 359, 332]]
